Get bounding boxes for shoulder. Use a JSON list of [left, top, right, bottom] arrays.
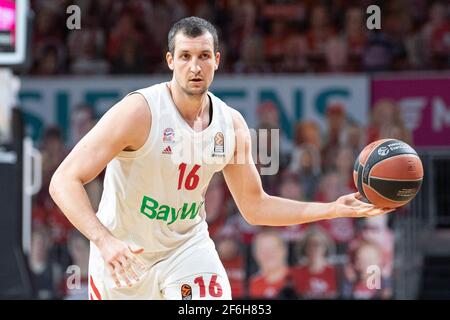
[[227, 107, 249, 132], [116, 92, 151, 124], [122, 91, 150, 108], [128, 82, 166, 104], [101, 93, 151, 150]]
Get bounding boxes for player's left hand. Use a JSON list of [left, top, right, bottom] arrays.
[[334, 192, 394, 218]]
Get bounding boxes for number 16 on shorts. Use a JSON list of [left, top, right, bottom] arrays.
[[180, 274, 223, 300]]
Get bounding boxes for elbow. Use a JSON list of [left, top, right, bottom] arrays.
[[49, 170, 63, 201], [242, 210, 259, 226], [239, 192, 269, 226], [48, 172, 58, 200]]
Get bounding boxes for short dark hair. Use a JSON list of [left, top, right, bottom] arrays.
[[168, 16, 219, 55]]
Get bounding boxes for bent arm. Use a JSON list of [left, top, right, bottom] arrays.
[[49, 93, 151, 246], [223, 110, 389, 226]]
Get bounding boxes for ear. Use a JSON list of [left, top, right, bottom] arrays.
[[166, 52, 174, 70], [214, 52, 221, 70]]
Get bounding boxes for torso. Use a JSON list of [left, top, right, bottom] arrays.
[[95, 82, 236, 256]]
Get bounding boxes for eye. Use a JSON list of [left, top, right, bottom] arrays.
[[180, 53, 190, 60], [200, 53, 210, 59]]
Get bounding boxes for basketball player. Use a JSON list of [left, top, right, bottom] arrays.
[[49, 17, 392, 300]]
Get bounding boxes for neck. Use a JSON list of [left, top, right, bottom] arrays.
[[168, 80, 210, 125]]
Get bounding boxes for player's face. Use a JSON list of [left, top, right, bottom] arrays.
[[167, 32, 220, 96]]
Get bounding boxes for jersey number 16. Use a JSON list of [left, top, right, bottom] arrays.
[[177, 163, 201, 190]]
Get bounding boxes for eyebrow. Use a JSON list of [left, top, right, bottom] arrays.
[[179, 50, 212, 54]]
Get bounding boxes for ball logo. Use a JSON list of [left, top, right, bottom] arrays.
[[407, 160, 416, 172], [397, 188, 416, 197], [377, 147, 389, 156]]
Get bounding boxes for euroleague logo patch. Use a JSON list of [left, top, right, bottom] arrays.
[[181, 284, 192, 300], [377, 146, 389, 156], [212, 132, 225, 157]]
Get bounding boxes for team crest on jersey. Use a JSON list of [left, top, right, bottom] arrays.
[[163, 128, 175, 143], [181, 284, 192, 300], [212, 132, 225, 157]]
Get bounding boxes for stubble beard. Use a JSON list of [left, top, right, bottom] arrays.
[[183, 83, 208, 96]]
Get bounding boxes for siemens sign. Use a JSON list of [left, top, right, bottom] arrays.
[[19, 75, 369, 143]]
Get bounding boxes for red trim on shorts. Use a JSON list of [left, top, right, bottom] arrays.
[[90, 275, 102, 300], [89, 293, 94, 300]]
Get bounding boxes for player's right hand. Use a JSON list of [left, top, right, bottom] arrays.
[[96, 235, 147, 288], [334, 192, 395, 218]]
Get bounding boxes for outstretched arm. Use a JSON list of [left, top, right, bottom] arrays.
[[222, 109, 392, 226]]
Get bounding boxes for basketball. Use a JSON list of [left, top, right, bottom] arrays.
[[353, 139, 424, 208]]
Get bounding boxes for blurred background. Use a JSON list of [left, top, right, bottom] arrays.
[[0, 0, 449, 300]]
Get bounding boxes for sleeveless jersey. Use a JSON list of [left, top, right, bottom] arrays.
[[96, 82, 236, 255]]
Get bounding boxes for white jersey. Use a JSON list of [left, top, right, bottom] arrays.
[[96, 82, 236, 257]]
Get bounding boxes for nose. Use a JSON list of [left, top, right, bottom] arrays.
[[189, 57, 201, 74]]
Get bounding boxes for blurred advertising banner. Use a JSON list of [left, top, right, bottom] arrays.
[[372, 75, 450, 147], [19, 75, 369, 143]]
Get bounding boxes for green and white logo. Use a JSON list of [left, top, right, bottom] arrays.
[[140, 196, 204, 225]]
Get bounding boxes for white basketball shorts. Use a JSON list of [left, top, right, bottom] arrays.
[[87, 236, 232, 300]]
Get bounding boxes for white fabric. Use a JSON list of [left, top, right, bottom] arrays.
[[88, 82, 236, 299]]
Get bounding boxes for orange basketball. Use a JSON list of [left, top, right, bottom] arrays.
[[353, 139, 424, 208]]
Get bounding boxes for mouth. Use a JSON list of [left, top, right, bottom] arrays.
[[189, 78, 203, 83]]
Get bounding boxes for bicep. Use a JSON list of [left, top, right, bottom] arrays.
[[54, 94, 150, 185]]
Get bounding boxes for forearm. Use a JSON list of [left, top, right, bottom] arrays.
[[249, 193, 337, 226], [49, 173, 112, 245]]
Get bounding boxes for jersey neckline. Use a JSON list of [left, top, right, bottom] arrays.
[[164, 82, 216, 136]]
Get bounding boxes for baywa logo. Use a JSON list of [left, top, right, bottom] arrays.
[[377, 146, 389, 156], [140, 196, 204, 225]]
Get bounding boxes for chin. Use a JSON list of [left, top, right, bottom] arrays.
[[186, 86, 208, 96]]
